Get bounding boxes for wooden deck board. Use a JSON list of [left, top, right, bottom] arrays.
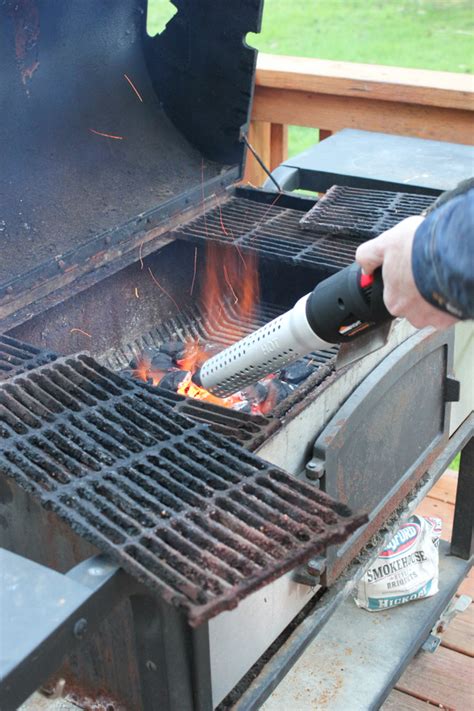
[[428, 469, 458, 506], [415, 497, 454, 540], [457, 569, 474, 598], [381, 688, 440, 710], [395, 645, 473, 709], [384, 468, 472, 711], [441, 602, 474, 657]]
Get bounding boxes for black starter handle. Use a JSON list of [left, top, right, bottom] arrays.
[[306, 262, 392, 344]]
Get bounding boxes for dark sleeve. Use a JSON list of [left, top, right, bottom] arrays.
[[412, 188, 474, 319]]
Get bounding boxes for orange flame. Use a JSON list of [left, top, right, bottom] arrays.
[[133, 241, 261, 410]]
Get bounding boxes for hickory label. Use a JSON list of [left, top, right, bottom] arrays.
[[354, 515, 442, 612]]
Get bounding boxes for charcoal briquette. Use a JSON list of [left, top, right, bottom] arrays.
[[280, 360, 315, 385], [159, 370, 191, 392], [159, 340, 186, 358], [233, 400, 252, 414], [150, 353, 173, 371], [242, 382, 268, 404], [261, 379, 292, 414]]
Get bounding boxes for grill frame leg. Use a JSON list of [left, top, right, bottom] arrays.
[[131, 595, 213, 711], [451, 436, 474, 559]]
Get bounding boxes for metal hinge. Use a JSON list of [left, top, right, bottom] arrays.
[[444, 377, 461, 403], [422, 594, 472, 653]]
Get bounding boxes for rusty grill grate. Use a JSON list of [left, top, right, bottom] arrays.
[[299, 185, 435, 239], [0, 355, 365, 626], [172, 196, 360, 271], [100, 297, 338, 449], [0, 336, 57, 382]]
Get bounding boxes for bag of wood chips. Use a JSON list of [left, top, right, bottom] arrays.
[[354, 515, 442, 612]]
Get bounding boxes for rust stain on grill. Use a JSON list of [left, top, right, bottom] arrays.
[[8, 0, 40, 85], [0, 354, 366, 626]]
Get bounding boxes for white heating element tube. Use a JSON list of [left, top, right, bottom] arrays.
[[197, 294, 331, 397]]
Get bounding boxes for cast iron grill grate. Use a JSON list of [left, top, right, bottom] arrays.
[[172, 196, 360, 271], [0, 336, 57, 382], [101, 298, 285, 372], [100, 297, 338, 449], [0, 355, 365, 626], [299, 185, 435, 238]]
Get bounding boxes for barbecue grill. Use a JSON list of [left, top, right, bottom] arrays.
[[0, 2, 472, 710]]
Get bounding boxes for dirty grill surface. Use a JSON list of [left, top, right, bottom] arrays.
[[172, 196, 360, 271], [300, 185, 435, 239], [0, 355, 365, 626], [0, 336, 56, 382], [100, 297, 337, 449]]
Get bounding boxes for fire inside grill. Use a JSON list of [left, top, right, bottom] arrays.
[[120, 241, 336, 416]]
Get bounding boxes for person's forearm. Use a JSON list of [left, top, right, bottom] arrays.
[[412, 189, 474, 320]]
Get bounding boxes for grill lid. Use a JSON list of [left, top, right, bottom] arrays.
[[0, 354, 366, 626], [0, 0, 262, 324]]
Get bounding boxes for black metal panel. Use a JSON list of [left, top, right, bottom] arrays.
[[0, 354, 365, 627], [300, 186, 435, 238], [451, 436, 474, 559], [146, 0, 263, 165], [307, 328, 454, 584]]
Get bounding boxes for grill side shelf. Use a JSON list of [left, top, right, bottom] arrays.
[[0, 354, 366, 627]]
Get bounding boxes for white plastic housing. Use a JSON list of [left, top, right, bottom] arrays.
[[199, 294, 332, 396]]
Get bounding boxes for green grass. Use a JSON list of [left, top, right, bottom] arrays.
[[250, 0, 474, 155], [450, 452, 461, 471], [148, 1, 474, 155]]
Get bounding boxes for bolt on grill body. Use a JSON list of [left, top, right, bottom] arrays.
[[0, 354, 366, 627]]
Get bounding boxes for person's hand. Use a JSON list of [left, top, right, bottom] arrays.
[[355, 215, 458, 330]]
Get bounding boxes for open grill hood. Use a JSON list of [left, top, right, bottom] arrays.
[[0, 0, 262, 326]]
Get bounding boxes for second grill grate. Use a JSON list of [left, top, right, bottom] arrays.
[[299, 185, 435, 238]]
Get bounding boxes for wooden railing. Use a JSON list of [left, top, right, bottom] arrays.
[[244, 53, 474, 186]]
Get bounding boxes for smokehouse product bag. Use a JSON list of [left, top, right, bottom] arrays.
[[354, 515, 442, 612]]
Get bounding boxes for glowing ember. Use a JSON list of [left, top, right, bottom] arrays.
[[132, 343, 245, 408]]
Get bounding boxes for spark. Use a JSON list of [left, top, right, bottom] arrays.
[[134, 287, 140, 299], [218, 205, 229, 236], [201, 159, 210, 240], [70, 328, 92, 338], [190, 247, 198, 296], [123, 73, 144, 103], [254, 191, 282, 234], [89, 128, 124, 140], [223, 265, 239, 304], [148, 267, 181, 312]]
